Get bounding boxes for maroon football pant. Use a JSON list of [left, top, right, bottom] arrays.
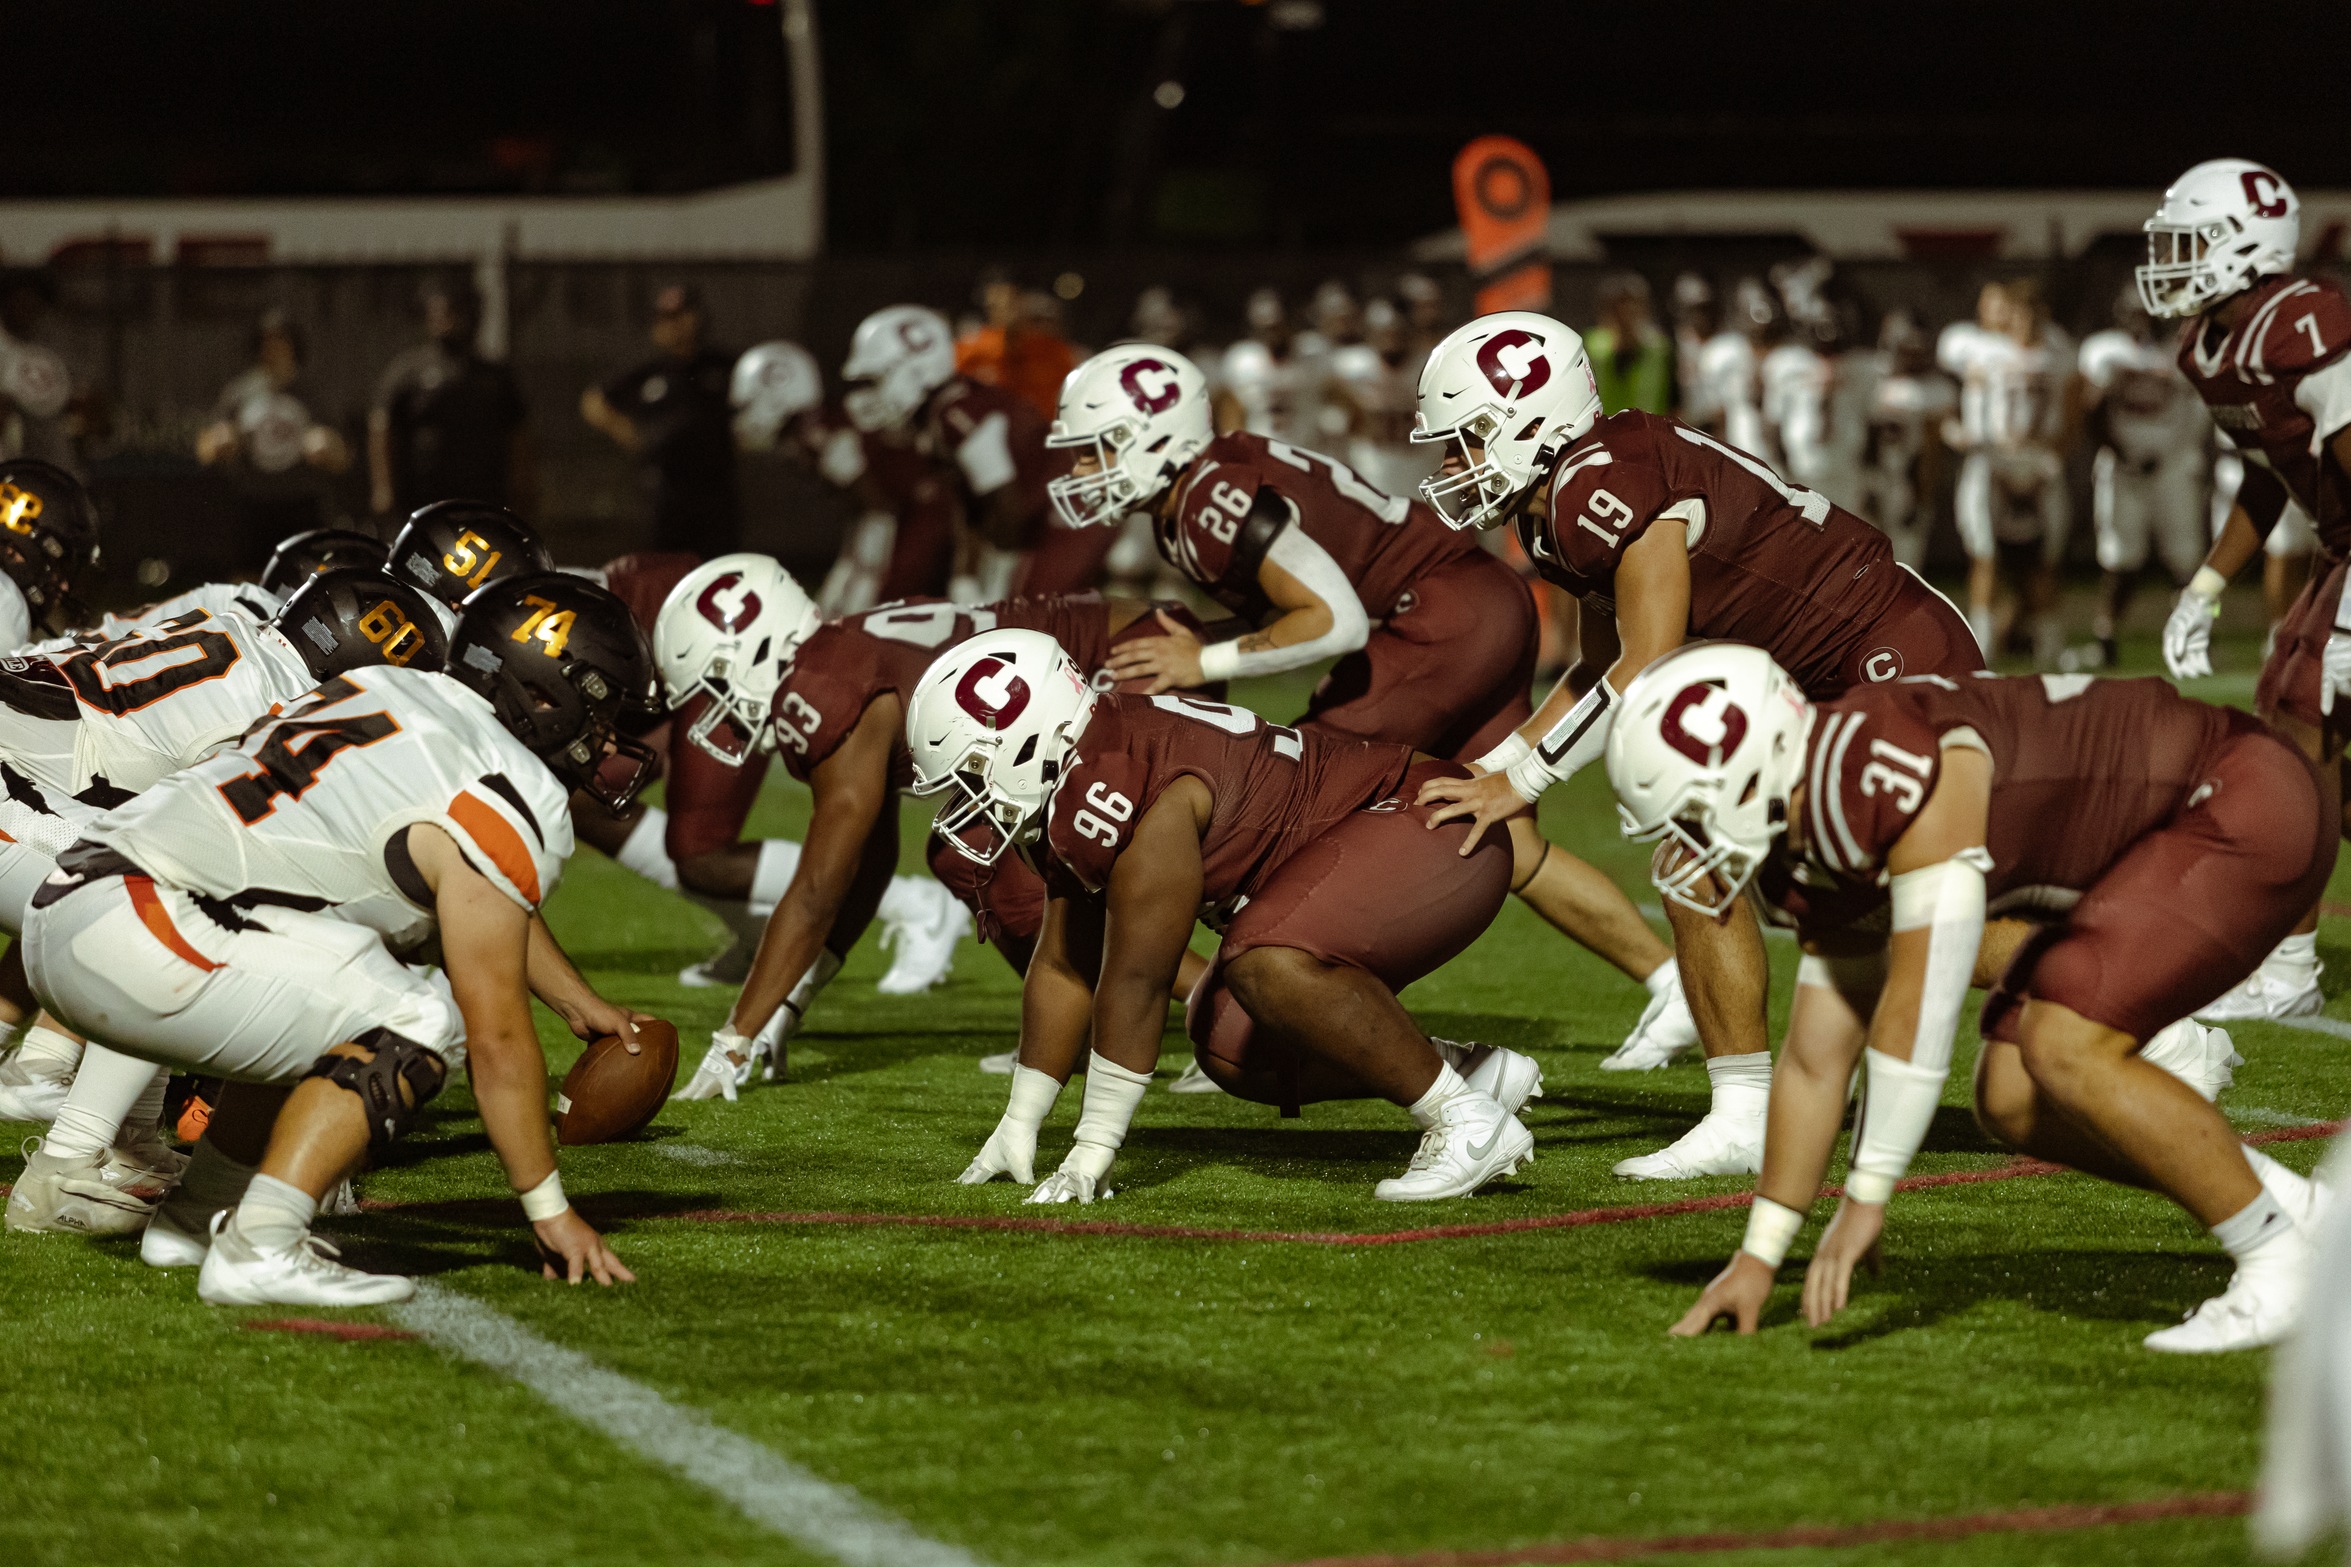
[[1301, 551, 1538, 762], [2256, 554, 2348, 740], [1832, 566, 1987, 690], [880, 494, 959, 602], [1981, 712, 2338, 1044], [1187, 761, 1513, 1073]]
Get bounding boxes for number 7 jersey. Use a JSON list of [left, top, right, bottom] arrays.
[[1520, 410, 1908, 695], [82, 665, 573, 952]]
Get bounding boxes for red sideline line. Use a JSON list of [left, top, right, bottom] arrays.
[[1269, 1491, 2250, 1567], [2322, 900, 2351, 920], [242, 1317, 415, 1342]]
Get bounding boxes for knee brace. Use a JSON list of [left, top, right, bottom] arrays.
[[303, 1026, 448, 1158]]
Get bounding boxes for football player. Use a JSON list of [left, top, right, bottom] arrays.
[[32, 526, 388, 657], [2151, 159, 2351, 1021], [656, 556, 1214, 1100], [21, 574, 658, 1304], [1618, 646, 2333, 1351], [1044, 344, 1701, 1072], [0, 458, 101, 652], [1409, 311, 1986, 1180], [2076, 287, 2209, 669], [5, 567, 448, 1233], [926, 630, 1541, 1203]]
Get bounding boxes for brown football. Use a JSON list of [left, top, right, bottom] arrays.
[[555, 1018, 679, 1145]]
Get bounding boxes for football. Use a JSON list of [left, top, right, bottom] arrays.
[[555, 1018, 680, 1145]]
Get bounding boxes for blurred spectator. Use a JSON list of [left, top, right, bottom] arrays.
[[1854, 309, 1954, 570], [955, 273, 1076, 422], [1214, 287, 1298, 439], [1696, 277, 1776, 460], [1394, 272, 1450, 363], [369, 276, 533, 523], [0, 270, 82, 466], [1325, 295, 1435, 500], [1128, 285, 1192, 350], [1760, 257, 1864, 511], [196, 308, 352, 547], [581, 282, 740, 556], [1671, 273, 1720, 430], [1585, 272, 1674, 415], [2075, 284, 2210, 667], [2211, 448, 2315, 646]]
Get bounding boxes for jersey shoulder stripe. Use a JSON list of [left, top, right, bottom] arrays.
[[448, 789, 541, 905]]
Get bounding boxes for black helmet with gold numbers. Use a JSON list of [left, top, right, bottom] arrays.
[[447, 572, 660, 810], [273, 567, 449, 682], [0, 457, 100, 626], [387, 500, 551, 619]]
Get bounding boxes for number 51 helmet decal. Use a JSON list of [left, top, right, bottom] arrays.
[[388, 500, 554, 626], [1411, 311, 1603, 531], [905, 627, 1096, 866]]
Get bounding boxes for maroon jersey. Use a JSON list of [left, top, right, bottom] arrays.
[[768, 596, 1112, 790], [596, 552, 701, 635], [1520, 411, 1907, 696], [1758, 672, 2233, 938], [1157, 430, 1478, 618], [921, 378, 1054, 533], [2177, 274, 2351, 556], [1038, 693, 1412, 919]]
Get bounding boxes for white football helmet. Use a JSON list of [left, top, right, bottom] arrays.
[[653, 552, 821, 765], [730, 341, 822, 449], [1607, 642, 1813, 918], [842, 305, 956, 432], [1045, 345, 1212, 528], [906, 628, 1096, 866], [2137, 159, 2300, 319], [1411, 310, 1603, 531]]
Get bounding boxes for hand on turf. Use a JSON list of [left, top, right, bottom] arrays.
[[1800, 1197, 1884, 1327], [671, 1031, 760, 1103], [958, 1113, 1040, 1185], [1668, 1250, 1777, 1336], [2321, 629, 2351, 717], [1025, 1165, 1103, 1204], [1101, 610, 1205, 694], [1416, 769, 1525, 857], [534, 1208, 636, 1286], [2162, 587, 2218, 681]]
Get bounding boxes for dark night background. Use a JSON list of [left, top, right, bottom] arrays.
[[15, 1, 2351, 248]]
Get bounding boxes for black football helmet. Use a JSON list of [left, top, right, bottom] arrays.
[[387, 501, 552, 611], [260, 527, 390, 598], [274, 567, 450, 682], [0, 458, 100, 627], [448, 572, 661, 810]]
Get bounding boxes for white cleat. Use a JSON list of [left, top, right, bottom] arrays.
[[669, 1035, 768, 1102], [141, 1197, 216, 1269], [978, 1050, 1019, 1075], [876, 882, 970, 996], [677, 936, 756, 990], [2140, 1019, 2242, 1103], [2144, 1262, 2308, 1353], [5, 1140, 159, 1235], [1432, 1039, 1544, 1116], [1601, 967, 1700, 1071], [2195, 964, 2324, 1023], [196, 1213, 415, 1307], [320, 1177, 363, 1218], [1612, 1109, 1765, 1181], [0, 1054, 74, 1123], [1166, 1061, 1225, 1094], [1374, 1092, 1534, 1202]]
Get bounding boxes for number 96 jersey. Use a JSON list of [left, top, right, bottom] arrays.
[[81, 665, 572, 952]]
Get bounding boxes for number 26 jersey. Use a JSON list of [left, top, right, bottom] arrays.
[[84, 665, 571, 952]]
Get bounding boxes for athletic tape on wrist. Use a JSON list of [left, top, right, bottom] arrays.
[[519, 1169, 569, 1222], [1741, 1196, 1806, 1268], [1475, 733, 1533, 776], [1506, 677, 1618, 802], [1846, 1048, 1949, 1204], [1004, 1063, 1062, 1127], [2189, 566, 2227, 600], [1072, 1051, 1154, 1155], [1197, 639, 1242, 684]]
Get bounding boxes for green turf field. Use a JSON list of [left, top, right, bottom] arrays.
[[3, 602, 2346, 1567]]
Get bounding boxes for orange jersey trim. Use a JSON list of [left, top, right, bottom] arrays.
[[449, 790, 541, 905], [126, 875, 221, 973]]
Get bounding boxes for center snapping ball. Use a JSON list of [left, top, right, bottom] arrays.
[[556, 1017, 680, 1145]]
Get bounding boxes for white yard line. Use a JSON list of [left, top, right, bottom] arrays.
[[2231, 1107, 2328, 1129], [388, 1284, 986, 1567], [655, 1144, 739, 1167], [2262, 1014, 2351, 1042]]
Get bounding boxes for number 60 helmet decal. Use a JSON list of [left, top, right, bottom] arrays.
[[1411, 310, 1603, 532], [1045, 345, 1214, 529], [906, 627, 1097, 866], [1607, 641, 1813, 918], [652, 552, 821, 766]]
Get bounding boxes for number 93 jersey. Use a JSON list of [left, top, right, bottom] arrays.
[[1519, 410, 1909, 696], [82, 665, 572, 951]]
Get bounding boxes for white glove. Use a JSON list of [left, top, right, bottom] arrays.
[[669, 1027, 764, 1103], [2163, 585, 2219, 681], [1025, 1142, 1115, 1204], [2323, 629, 2351, 716], [958, 1115, 1041, 1185]]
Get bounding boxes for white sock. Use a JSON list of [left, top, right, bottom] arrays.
[[614, 809, 679, 891], [1643, 961, 1679, 1000], [176, 1137, 258, 1213], [18, 1023, 83, 1074], [41, 1045, 158, 1161], [2265, 932, 2319, 981], [877, 874, 936, 927], [1706, 1050, 1773, 1120], [1966, 607, 1995, 658], [2245, 1146, 2312, 1215], [746, 839, 803, 917], [229, 1173, 319, 1255], [1408, 1063, 1470, 1128], [122, 1067, 168, 1140], [2211, 1188, 2302, 1282]]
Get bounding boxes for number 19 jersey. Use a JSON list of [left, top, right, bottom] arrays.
[[85, 665, 572, 951]]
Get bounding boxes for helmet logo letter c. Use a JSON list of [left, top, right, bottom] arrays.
[[1660, 682, 1749, 767], [955, 657, 1032, 730], [695, 572, 764, 635], [2241, 169, 2290, 220], [1474, 329, 1553, 399], [1119, 359, 1181, 414]]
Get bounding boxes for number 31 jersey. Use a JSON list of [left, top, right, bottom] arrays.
[[1519, 410, 1907, 696], [84, 665, 571, 951]]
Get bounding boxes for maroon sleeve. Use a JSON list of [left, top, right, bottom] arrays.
[[2261, 276, 2351, 375], [1530, 438, 1673, 597], [768, 623, 883, 782], [598, 552, 703, 635], [1042, 745, 1152, 895], [1802, 689, 1948, 879]]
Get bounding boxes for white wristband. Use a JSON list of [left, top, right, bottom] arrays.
[[519, 1169, 569, 1222], [2189, 565, 2227, 600], [1474, 733, 1533, 775], [1197, 639, 1242, 684], [1740, 1195, 1806, 1268]]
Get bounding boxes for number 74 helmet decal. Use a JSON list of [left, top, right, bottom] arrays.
[[1607, 641, 1813, 918], [905, 628, 1097, 866]]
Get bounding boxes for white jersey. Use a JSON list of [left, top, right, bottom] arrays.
[[2078, 328, 2207, 462], [27, 581, 285, 659], [1695, 332, 1768, 460], [1938, 323, 2072, 449], [0, 575, 29, 653], [85, 665, 571, 952]]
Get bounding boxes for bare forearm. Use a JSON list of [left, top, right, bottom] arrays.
[[1091, 975, 1171, 1077], [731, 881, 848, 1036], [525, 917, 601, 1022], [469, 1030, 558, 1191], [2203, 504, 2261, 582], [1757, 986, 1867, 1211], [1020, 959, 1096, 1082]]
